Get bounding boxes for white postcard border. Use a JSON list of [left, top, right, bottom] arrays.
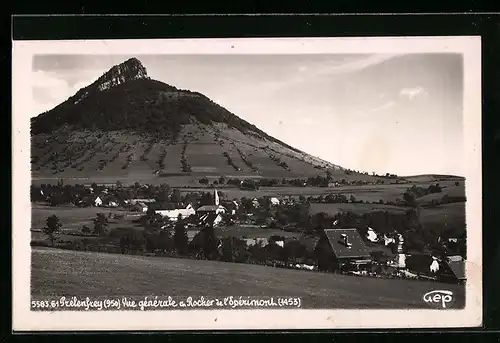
[[12, 36, 482, 331]]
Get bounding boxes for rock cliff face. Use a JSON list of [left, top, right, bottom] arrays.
[[73, 58, 150, 105], [95, 57, 149, 92]]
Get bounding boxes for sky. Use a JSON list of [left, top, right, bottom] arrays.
[[32, 53, 464, 176]]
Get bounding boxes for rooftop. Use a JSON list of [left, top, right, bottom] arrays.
[[447, 260, 466, 280], [446, 255, 464, 263], [197, 205, 226, 212], [323, 228, 371, 259]]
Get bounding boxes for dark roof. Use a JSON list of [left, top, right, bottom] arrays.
[[447, 260, 466, 280], [197, 205, 225, 212], [323, 228, 371, 259], [198, 212, 219, 226]]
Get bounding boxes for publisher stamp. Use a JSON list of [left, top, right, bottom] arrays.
[[423, 290, 455, 309]]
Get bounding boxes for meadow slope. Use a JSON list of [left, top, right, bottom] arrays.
[[31, 248, 465, 309]]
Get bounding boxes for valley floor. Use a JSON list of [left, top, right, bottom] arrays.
[[31, 247, 465, 309]]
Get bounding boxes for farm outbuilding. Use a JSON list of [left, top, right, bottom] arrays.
[[440, 255, 466, 284], [404, 253, 466, 283], [315, 228, 372, 273], [155, 203, 196, 221], [132, 202, 148, 213]]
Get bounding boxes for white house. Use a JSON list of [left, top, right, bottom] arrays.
[[429, 257, 440, 273], [270, 197, 280, 206], [383, 234, 396, 246], [366, 227, 379, 243], [397, 253, 407, 269], [107, 200, 119, 208], [94, 196, 103, 207], [396, 233, 406, 268], [243, 237, 269, 247], [155, 204, 196, 221]]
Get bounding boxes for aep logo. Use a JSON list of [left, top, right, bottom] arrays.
[[423, 290, 454, 309]]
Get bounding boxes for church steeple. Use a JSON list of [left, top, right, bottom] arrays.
[[214, 189, 219, 206]]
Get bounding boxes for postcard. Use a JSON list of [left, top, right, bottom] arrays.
[[12, 36, 482, 331]]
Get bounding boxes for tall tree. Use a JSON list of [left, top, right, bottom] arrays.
[[174, 214, 188, 255], [44, 215, 62, 246], [326, 169, 332, 181], [170, 189, 182, 203], [284, 240, 307, 264], [403, 191, 418, 208], [93, 213, 108, 236], [203, 222, 219, 260], [220, 236, 248, 263], [220, 236, 235, 262]]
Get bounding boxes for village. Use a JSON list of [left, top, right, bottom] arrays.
[[30, 179, 466, 286]]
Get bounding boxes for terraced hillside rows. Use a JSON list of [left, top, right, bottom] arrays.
[[31, 124, 352, 180]]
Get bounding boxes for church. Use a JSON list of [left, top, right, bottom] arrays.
[[196, 189, 227, 226]]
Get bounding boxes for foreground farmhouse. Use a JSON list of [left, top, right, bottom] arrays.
[[315, 228, 372, 272]]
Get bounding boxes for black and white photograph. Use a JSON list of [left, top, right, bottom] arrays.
[[12, 37, 482, 331]]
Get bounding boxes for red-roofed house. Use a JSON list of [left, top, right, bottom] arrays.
[[315, 228, 372, 272]]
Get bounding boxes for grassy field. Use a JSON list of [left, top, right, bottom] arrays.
[[31, 203, 136, 231], [404, 175, 464, 183], [420, 202, 466, 233], [417, 185, 465, 205], [180, 181, 462, 202], [308, 203, 410, 216], [307, 201, 465, 234], [31, 247, 465, 309]]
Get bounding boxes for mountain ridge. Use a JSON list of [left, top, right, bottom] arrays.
[[31, 59, 310, 156], [29, 58, 381, 180]]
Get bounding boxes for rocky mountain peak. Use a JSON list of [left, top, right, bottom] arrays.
[[94, 57, 149, 92]]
